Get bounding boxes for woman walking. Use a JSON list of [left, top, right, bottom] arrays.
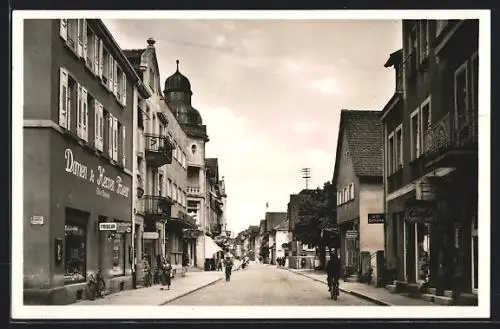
[[160, 258, 172, 290]]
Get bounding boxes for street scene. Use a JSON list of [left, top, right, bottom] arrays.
[[18, 13, 482, 313]]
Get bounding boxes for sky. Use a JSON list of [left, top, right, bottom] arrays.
[[103, 18, 402, 235]]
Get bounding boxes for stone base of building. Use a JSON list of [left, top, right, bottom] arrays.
[[23, 276, 133, 305]]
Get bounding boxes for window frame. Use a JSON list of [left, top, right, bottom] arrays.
[[410, 108, 420, 160], [454, 60, 469, 130], [420, 95, 432, 154], [394, 124, 403, 169], [387, 131, 395, 175], [419, 20, 430, 62]]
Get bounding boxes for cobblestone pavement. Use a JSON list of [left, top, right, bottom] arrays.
[[166, 263, 375, 306]]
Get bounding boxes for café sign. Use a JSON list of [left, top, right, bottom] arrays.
[[405, 200, 436, 223], [64, 148, 130, 199], [368, 213, 385, 224]]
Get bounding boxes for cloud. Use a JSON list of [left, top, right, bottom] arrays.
[[311, 77, 343, 95]]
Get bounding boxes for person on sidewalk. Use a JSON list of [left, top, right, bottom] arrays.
[[224, 256, 233, 281], [160, 258, 172, 290], [326, 249, 341, 292]]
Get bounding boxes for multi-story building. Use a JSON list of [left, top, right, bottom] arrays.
[[163, 61, 213, 270], [272, 219, 290, 261], [264, 212, 287, 265], [24, 19, 139, 304], [332, 110, 384, 284], [124, 39, 197, 281], [380, 20, 478, 304], [205, 158, 224, 238]]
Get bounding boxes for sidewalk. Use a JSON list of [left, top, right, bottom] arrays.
[[283, 268, 437, 306], [75, 271, 223, 305]]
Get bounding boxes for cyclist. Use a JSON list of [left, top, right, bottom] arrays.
[[326, 249, 341, 292]]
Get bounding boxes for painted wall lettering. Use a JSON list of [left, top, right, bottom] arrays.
[[63, 148, 130, 199]]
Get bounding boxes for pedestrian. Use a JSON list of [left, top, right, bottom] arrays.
[[160, 258, 172, 290], [224, 256, 233, 281]]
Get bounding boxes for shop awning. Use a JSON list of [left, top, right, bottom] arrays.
[[205, 235, 223, 259]]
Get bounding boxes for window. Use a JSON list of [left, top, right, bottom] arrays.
[[59, 68, 71, 129], [395, 125, 403, 169], [76, 84, 89, 141], [410, 109, 420, 160], [86, 27, 96, 72], [64, 214, 87, 285], [159, 174, 164, 197], [419, 20, 429, 62], [388, 133, 394, 174], [343, 187, 348, 202], [183, 192, 187, 207], [94, 101, 104, 151], [337, 191, 342, 205], [102, 47, 110, 87], [111, 232, 126, 277], [349, 183, 355, 200], [167, 179, 172, 198], [178, 187, 182, 204], [421, 97, 432, 153], [121, 124, 126, 167], [60, 19, 78, 52], [436, 20, 448, 36], [454, 61, 468, 126], [471, 53, 478, 111], [173, 184, 178, 202], [112, 117, 118, 161], [105, 112, 118, 161], [173, 142, 178, 160]]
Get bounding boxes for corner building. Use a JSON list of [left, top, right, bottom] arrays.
[[23, 19, 138, 304]]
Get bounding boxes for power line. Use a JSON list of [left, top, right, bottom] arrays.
[[301, 168, 311, 190]]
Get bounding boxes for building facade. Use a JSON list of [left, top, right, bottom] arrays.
[[381, 20, 478, 304], [333, 110, 384, 284], [24, 19, 139, 304]]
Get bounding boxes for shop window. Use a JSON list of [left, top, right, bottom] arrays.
[[416, 223, 430, 283], [111, 232, 126, 277], [64, 215, 87, 285]]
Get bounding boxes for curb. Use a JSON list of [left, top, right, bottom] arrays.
[[283, 268, 392, 306], [159, 276, 223, 305]]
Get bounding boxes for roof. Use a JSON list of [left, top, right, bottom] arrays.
[[205, 158, 219, 182], [384, 48, 403, 68], [274, 219, 289, 231], [265, 212, 287, 232], [333, 110, 383, 182]]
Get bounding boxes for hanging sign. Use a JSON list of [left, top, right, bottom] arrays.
[[99, 222, 117, 231], [368, 213, 385, 224], [405, 200, 436, 223], [345, 230, 358, 239], [30, 215, 44, 225]]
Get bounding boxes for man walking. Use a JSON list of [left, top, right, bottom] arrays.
[[224, 256, 234, 281]]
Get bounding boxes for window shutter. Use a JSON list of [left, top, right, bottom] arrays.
[[350, 184, 355, 200], [59, 68, 69, 128], [108, 55, 114, 91], [99, 39, 104, 78], [93, 37, 99, 75], [77, 19, 83, 57], [82, 87, 88, 141], [98, 104, 104, 150], [108, 114, 113, 157], [113, 62, 118, 96], [113, 117, 118, 161], [60, 19, 68, 41], [76, 84, 82, 137], [82, 19, 88, 60], [94, 101, 100, 149], [122, 125, 126, 166], [122, 72, 127, 105]]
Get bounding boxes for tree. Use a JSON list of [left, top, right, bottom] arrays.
[[293, 180, 338, 269]]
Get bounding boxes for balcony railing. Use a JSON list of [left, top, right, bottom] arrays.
[[423, 110, 478, 166], [187, 186, 203, 196], [387, 169, 403, 194], [143, 195, 173, 218], [144, 133, 175, 167]]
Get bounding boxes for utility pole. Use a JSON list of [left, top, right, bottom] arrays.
[[301, 168, 311, 190]]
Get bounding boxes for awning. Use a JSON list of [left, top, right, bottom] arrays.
[[205, 235, 223, 259]]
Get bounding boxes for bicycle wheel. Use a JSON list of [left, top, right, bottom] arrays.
[[330, 282, 335, 300]]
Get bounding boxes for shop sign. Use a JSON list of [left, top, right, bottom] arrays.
[[30, 215, 44, 225], [143, 232, 159, 240], [405, 200, 436, 223], [345, 230, 358, 239], [416, 178, 438, 201], [99, 222, 117, 231], [64, 148, 130, 199], [368, 213, 385, 224]]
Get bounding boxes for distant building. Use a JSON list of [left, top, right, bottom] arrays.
[[332, 110, 384, 284]]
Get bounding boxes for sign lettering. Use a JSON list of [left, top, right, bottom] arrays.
[[368, 213, 385, 224], [63, 148, 130, 199], [99, 222, 117, 231]]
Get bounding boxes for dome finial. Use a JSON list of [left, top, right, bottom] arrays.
[[176, 60, 179, 71]]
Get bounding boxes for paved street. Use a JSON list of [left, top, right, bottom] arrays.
[[166, 263, 375, 306]]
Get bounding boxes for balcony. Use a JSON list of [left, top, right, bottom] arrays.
[[167, 211, 197, 230], [423, 110, 478, 168], [143, 195, 173, 231], [144, 133, 175, 167], [210, 223, 222, 236], [187, 186, 203, 197], [387, 168, 403, 194]]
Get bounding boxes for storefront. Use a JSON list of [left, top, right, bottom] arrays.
[[24, 135, 133, 305], [339, 219, 360, 277]]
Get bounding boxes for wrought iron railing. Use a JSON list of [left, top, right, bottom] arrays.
[[142, 195, 173, 217], [144, 133, 175, 153], [423, 110, 478, 158]]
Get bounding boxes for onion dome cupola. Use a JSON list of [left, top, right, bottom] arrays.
[[164, 60, 203, 126], [164, 60, 192, 95]]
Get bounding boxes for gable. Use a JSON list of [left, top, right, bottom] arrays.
[[335, 132, 356, 190]]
